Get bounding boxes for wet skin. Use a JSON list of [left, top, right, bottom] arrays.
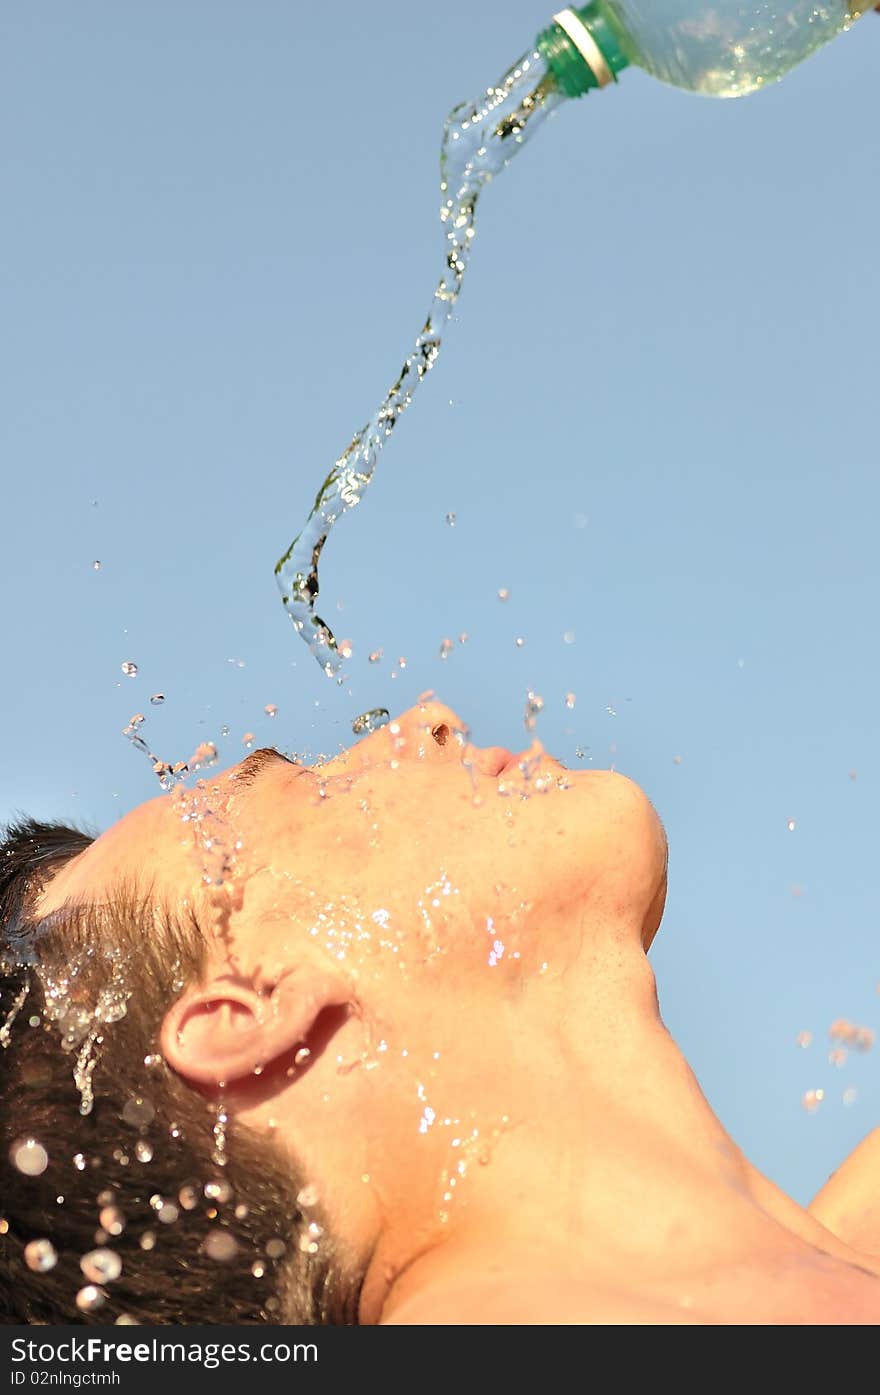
[[38, 699, 880, 1324]]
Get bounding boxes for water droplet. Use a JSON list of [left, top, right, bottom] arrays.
[[515, 637, 524, 648], [294, 1046, 311, 1067], [563, 630, 575, 645], [150, 693, 165, 706], [796, 1030, 812, 1049], [211, 1104, 228, 1168], [524, 691, 544, 731], [177, 1184, 199, 1211], [843, 1086, 858, 1106], [264, 703, 278, 718], [220, 725, 230, 738], [398, 656, 407, 669], [458, 632, 468, 645], [251, 1261, 266, 1277], [368, 649, 383, 664], [75, 1285, 107, 1312], [802, 1088, 824, 1113], [10, 1137, 48, 1176], [81, 1248, 122, 1284], [266, 1238, 286, 1259], [787, 819, 797, 832], [242, 732, 255, 749], [24, 1239, 58, 1273], [439, 638, 454, 661], [338, 639, 353, 660], [121, 662, 138, 677], [202, 1230, 238, 1262], [150, 1195, 179, 1225], [99, 1205, 125, 1236], [497, 587, 510, 601], [352, 708, 390, 736], [92, 560, 102, 571], [445, 512, 456, 526], [115, 1315, 138, 1326], [204, 1179, 232, 1204], [122, 1096, 155, 1130], [73, 1153, 86, 1172], [139, 1230, 156, 1251], [296, 1183, 319, 1208], [565, 692, 576, 709], [135, 1141, 153, 1163], [189, 741, 218, 769]]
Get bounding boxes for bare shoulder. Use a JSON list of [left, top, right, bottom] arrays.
[[381, 1275, 703, 1325], [809, 1126, 880, 1261]]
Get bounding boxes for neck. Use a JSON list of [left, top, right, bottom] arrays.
[[362, 936, 862, 1323]]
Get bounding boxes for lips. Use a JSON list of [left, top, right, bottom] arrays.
[[497, 744, 568, 776], [499, 749, 532, 776], [471, 745, 514, 776]]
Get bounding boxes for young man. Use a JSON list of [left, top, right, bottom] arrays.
[[1, 699, 878, 1324]]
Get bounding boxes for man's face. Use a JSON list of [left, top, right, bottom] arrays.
[[37, 695, 669, 1282], [40, 697, 668, 1001]]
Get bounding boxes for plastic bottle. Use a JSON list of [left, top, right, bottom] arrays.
[[537, 0, 872, 99]]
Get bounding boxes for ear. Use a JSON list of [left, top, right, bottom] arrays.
[[159, 966, 352, 1086]]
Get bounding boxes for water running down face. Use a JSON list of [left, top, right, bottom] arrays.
[[41, 696, 668, 971], [38, 697, 668, 1286]]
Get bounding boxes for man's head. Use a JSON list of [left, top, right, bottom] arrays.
[[1, 697, 667, 1323], [0, 821, 358, 1324]]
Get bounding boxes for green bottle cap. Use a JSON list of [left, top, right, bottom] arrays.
[[537, 2, 631, 99]]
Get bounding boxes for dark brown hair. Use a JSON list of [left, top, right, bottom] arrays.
[[0, 819, 360, 1325]]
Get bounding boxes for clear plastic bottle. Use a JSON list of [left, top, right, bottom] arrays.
[[537, 0, 872, 99]]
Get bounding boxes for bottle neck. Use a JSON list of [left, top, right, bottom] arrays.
[[537, 2, 631, 99]]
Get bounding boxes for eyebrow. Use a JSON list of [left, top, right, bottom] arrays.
[[229, 746, 299, 789]]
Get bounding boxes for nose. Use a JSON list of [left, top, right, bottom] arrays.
[[389, 700, 514, 778], [391, 698, 470, 759]]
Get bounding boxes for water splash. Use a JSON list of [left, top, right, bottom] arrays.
[[352, 708, 391, 736], [212, 1099, 229, 1168], [0, 982, 30, 1048], [122, 713, 189, 794], [274, 51, 563, 698]]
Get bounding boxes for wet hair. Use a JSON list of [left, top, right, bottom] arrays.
[[0, 819, 361, 1325]]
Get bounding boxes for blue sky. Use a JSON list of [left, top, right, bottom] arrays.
[[2, 1, 879, 1206]]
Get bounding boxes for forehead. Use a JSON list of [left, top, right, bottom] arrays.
[[39, 792, 190, 916]]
